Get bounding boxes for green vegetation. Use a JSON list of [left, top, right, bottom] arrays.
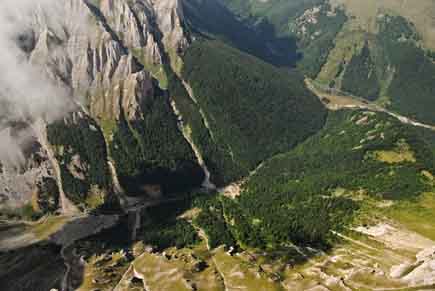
[[427, 49, 435, 61], [193, 195, 237, 249], [30, 216, 70, 240], [319, 13, 435, 124], [131, 48, 168, 89], [183, 0, 300, 67], [296, 4, 347, 78], [182, 40, 326, 184], [137, 199, 200, 250], [376, 15, 435, 125], [0, 203, 43, 221], [213, 0, 346, 77], [220, 110, 435, 249], [168, 72, 239, 186], [140, 219, 199, 250], [110, 87, 204, 194], [47, 115, 112, 207], [36, 177, 59, 214], [385, 192, 435, 241], [342, 42, 380, 100], [221, 0, 323, 37]]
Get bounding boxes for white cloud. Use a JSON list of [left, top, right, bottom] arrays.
[[0, 0, 75, 166]]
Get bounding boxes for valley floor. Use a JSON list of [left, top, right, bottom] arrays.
[[1, 178, 435, 291]]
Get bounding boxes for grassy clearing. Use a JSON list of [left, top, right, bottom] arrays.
[[371, 140, 416, 164], [168, 243, 225, 291], [99, 118, 117, 143], [385, 192, 435, 241], [76, 250, 130, 291], [133, 252, 192, 291], [316, 27, 365, 85], [212, 247, 282, 291], [131, 48, 168, 89], [330, 0, 435, 50], [373, 150, 416, 164], [30, 215, 70, 240], [282, 228, 415, 290]]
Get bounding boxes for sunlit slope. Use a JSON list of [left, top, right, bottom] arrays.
[[228, 109, 435, 249], [175, 39, 327, 185], [331, 0, 435, 50]]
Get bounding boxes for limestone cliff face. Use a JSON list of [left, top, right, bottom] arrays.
[[0, 124, 58, 213], [0, 0, 195, 215], [29, 0, 189, 121]]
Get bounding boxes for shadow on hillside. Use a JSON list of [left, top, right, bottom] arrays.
[[0, 243, 72, 291], [183, 0, 301, 67], [0, 194, 329, 291]]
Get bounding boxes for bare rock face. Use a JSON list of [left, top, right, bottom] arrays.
[[29, 0, 189, 121], [0, 123, 59, 213], [0, 0, 192, 214], [153, 0, 189, 53]]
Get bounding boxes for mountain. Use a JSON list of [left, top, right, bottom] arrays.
[[1, 0, 435, 290], [0, 0, 325, 217], [224, 0, 435, 125]]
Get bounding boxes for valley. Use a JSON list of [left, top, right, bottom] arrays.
[[3, 186, 434, 291], [1, 0, 435, 290]]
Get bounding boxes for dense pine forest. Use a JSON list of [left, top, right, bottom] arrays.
[[184, 110, 435, 251], [109, 87, 204, 194], [181, 39, 327, 184]]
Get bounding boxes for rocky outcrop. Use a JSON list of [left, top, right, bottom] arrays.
[[27, 0, 190, 120], [0, 123, 58, 212], [0, 0, 196, 214]]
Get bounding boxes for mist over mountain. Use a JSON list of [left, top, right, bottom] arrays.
[[1, 1, 435, 290]]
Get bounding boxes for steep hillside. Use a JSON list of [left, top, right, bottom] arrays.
[[179, 40, 326, 185], [209, 109, 435, 250], [330, 0, 435, 50], [220, 0, 435, 125], [183, 0, 300, 67], [2, 1, 435, 290], [0, 0, 328, 216], [0, 0, 203, 216], [315, 8, 435, 124]]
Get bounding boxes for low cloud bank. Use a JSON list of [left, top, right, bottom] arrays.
[[0, 0, 74, 167]]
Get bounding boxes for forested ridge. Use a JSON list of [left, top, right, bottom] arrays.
[[377, 15, 435, 125], [109, 86, 204, 194], [187, 110, 435, 251], [181, 39, 327, 185], [47, 114, 113, 208], [342, 42, 380, 100]]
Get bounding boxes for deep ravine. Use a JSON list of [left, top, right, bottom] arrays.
[[170, 99, 216, 191]]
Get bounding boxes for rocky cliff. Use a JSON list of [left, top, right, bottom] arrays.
[[0, 0, 202, 216]]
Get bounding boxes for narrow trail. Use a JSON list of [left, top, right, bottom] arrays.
[[306, 79, 435, 132], [32, 119, 79, 215], [331, 231, 378, 251]]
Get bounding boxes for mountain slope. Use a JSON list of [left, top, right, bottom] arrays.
[[2, 1, 435, 290], [0, 0, 328, 216], [1, 0, 202, 216], [220, 0, 435, 125], [180, 39, 327, 185], [208, 109, 435, 250]]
